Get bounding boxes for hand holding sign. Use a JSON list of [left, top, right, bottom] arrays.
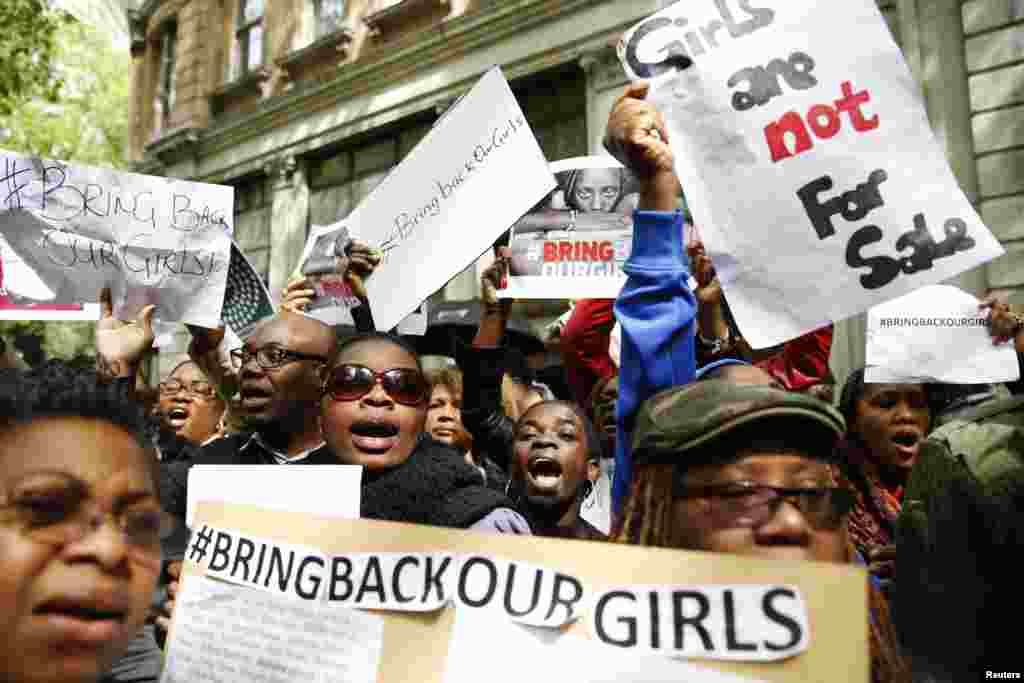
[[95, 286, 155, 379]]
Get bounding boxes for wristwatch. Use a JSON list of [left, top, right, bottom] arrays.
[[698, 330, 732, 356]]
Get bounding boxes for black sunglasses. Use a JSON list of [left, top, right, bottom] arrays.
[[323, 364, 427, 406]]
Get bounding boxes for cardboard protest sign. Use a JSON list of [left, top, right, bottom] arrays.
[[336, 67, 554, 331], [0, 151, 233, 327], [504, 157, 636, 299], [165, 502, 868, 683], [617, 0, 1004, 348], [864, 284, 1021, 384], [222, 241, 275, 340]]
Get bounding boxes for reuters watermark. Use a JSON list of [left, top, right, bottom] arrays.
[[984, 672, 1021, 680], [878, 316, 990, 328]]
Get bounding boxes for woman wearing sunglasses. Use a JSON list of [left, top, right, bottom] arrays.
[[320, 333, 530, 533]]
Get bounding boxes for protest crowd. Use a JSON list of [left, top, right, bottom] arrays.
[[3, 7, 1024, 683]]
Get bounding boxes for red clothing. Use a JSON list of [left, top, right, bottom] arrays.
[[755, 323, 833, 391], [560, 299, 617, 409]]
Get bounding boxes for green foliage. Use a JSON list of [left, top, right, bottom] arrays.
[[0, 0, 68, 117], [0, 319, 96, 364], [0, 15, 129, 168]]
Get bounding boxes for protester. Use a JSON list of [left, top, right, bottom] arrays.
[[425, 366, 507, 492], [320, 332, 529, 531], [615, 381, 908, 682], [0, 362, 166, 683], [457, 251, 544, 474], [835, 369, 933, 574], [602, 82, 697, 514], [893, 296, 1024, 680], [554, 299, 617, 410], [154, 361, 225, 447], [507, 400, 604, 540]]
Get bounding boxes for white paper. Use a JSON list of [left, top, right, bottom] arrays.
[[864, 284, 1020, 384], [162, 575, 383, 683], [0, 151, 234, 326], [504, 157, 635, 300], [453, 555, 585, 628], [396, 300, 430, 336], [579, 459, 614, 536], [185, 465, 362, 528], [619, 0, 1004, 348], [323, 552, 456, 612], [352, 67, 555, 330], [587, 584, 810, 662], [443, 607, 767, 683], [186, 526, 329, 602]]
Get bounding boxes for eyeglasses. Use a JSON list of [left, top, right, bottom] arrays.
[[0, 472, 169, 564], [158, 379, 216, 398], [323, 364, 427, 406], [230, 344, 329, 371], [674, 483, 854, 531]]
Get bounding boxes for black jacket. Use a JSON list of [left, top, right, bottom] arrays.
[[160, 432, 517, 530]]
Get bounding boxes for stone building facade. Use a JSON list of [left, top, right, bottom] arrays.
[[126, 0, 1024, 385]]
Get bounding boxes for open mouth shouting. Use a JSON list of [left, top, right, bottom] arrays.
[[239, 382, 274, 411], [889, 427, 923, 463], [349, 420, 401, 454], [526, 454, 564, 494], [164, 406, 190, 431]]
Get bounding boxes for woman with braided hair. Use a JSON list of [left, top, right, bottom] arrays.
[[614, 381, 909, 683]]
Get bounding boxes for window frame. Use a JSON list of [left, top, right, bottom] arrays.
[[313, 0, 346, 38], [156, 21, 177, 127], [234, 0, 264, 78]]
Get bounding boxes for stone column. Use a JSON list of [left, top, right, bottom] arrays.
[[265, 155, 310, 306], [899, 0, 987, 297], [580, 46, 630, 156]]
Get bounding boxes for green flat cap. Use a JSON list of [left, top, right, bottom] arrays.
[[632, 380, 846, 465]]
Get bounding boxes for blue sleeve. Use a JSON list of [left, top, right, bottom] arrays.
[[611, 209, 696, 514]]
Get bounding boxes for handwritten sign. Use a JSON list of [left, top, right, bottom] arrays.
[[337, 67, 554, 331], [618, 0, 1005, 348], [0, 151, 233, 327], [504, 157, 637, 300]]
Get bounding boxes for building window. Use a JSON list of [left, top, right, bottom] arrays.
[[314, 0, 345, 37], [156, 22, 177, 130], [234, 0, 263, 79]]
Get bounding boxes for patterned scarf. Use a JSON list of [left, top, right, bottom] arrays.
[[833, 438, 904, 558]]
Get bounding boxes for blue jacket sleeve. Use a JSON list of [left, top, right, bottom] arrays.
[[612, 209, 696, 514]]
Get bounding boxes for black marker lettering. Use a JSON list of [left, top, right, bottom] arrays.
[[594, 591, 637, 647], [672, 591, 714, 651], [762, 588, 802, 651]]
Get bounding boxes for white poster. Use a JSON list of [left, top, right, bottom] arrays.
[[504, 157, 636, 299], [185, 465, 362, 528], [344, 67, 555, 331], [0, 151, 233, 327], [865, 284, 1021, 384], [618, 0, 1004, 348]]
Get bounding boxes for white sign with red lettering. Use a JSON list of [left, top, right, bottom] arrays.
[[618, 0, 1004, 348]]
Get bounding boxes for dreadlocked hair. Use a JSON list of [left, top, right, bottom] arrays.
[[612, 463, 676, 546], [859, 541, 911, 683]]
